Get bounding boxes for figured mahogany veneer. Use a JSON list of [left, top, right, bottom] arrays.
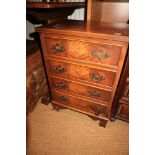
[[45, 37, 122, 67], [50, 76, 111, 103], [36, 20, 128, 127], [52, 90, 108, 117], [47, 58, 116, 88]]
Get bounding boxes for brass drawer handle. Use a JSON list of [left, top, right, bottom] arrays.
[[88, 91, 100, 98], [54, 65, 67, 73], [92, 50, 110, 59], [51, 43, 65, 53], [94, 107, 101, 116], [89, 73, 105, 82], [55, 82, 68, 89], [58, 96, 68, 103]]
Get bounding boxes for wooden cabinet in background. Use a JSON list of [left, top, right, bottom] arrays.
[[26, 40, 50, 114], [87, 0, 129, 23], [111, 52, 129, 121], [36, 20, 129, 127], [26, 2, 87, 25]]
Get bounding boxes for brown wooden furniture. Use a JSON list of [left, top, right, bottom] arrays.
[[26, 2, 87, 113], [111, 51, 129, 121], [86, 0, 129, 121], [26, 2, 86, 24], [87, 0, 129, 23], [26, 40, 50, 114], [36, 20, 129, 127]]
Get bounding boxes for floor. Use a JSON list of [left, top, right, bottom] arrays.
[[27, 103, 129, 155]]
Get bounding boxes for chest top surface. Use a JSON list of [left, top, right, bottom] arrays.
[[36, 20, 129, 42]]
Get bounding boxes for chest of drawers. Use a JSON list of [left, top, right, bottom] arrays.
[[36, 21, 129, 127]]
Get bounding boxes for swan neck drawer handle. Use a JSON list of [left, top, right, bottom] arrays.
[[88, 91, 100, 98], [51, 43, 65, 53], [89, 73, 105, 82], [55, 82, 68, 89], [58, 96, 68, 103], [54, 65, 67, 73], [92, 50, 110, 59]]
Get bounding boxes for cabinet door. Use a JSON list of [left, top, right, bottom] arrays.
[[87, 0, 129, 23]]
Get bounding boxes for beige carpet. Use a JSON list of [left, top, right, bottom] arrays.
[[27, 103, 128, 155]]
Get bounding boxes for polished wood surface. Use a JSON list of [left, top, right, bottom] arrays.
[[26, 2, 86, 24], [37, 20, 129, 127], [26, 40, 49, 114], [37, 20, 129, 42], [26, 2, 86, 9], [85, 0, 129, 122], [116, 103, 129, 120], [52, 90, 108, 116], [111, 51, 129, 121], [47, 58, 116, 88], [87, 0, 129, 23], [45, 37, 122, 67], [50, 76, 111, 103]]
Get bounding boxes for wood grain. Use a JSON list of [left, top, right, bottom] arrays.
[[52, 90, 108, 117], [26, 2, 86, 9], [36, 20, 129, 42], [45, 37, 122, 67], [50, 76, 111, 103], [36, 20, 129, 127], [47, 58, 116, 88]]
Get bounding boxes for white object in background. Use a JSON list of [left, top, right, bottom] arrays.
[[67, 0, 85, 20], [26, 20, 35, 40]]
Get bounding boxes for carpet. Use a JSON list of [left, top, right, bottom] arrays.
[[27, 103, 128, 155]]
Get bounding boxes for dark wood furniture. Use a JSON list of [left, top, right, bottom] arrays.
[[36, 20, 129, 127], [26, 2, 86, 25], [26, 1, 87, 116], [87, 0, 129, 23], [26, 40, 50, 114], [111, 51, 129, 121], [26, 2, 87, 113], [86, 0, 129, 121]]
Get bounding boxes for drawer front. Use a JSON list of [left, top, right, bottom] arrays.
[[52, 90, 108, 117], [50, 77, 111, 103], [45, 37, 122, 67], [122, 77, 129, 99], [47, 59, 116, 88], [116, 103, 129, 120]]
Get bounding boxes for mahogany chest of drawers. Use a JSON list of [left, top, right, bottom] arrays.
[[36, 21, 129, 127]]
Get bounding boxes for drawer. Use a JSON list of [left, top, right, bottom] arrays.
[[52, 90, 108, 117], [50, 76, 111, 103], [45, 37, 122, 67], [116, 102, 129, 120], [47, 59, 116, 88], [122, 78, 129, 98]]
